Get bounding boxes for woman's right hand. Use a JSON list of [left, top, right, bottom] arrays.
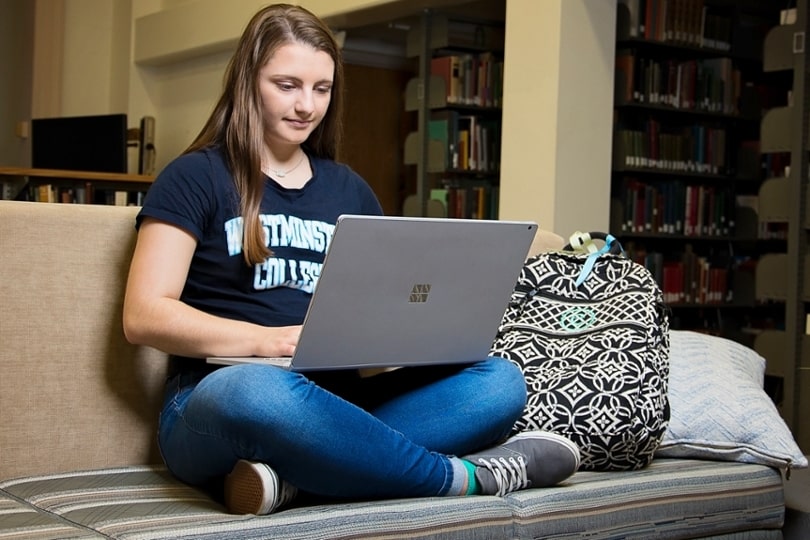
[[257, 325, 302, 358]]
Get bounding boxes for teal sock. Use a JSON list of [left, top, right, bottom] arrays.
[[462, 459, 480, 495]]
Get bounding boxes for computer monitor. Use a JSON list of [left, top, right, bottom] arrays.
[[31, 113, 128, 173]]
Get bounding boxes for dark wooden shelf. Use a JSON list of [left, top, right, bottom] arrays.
[[0, 166, 155, 184]]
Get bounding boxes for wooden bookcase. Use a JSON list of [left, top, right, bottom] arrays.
[[610, 0, 787, 344], [0, 166, 155, 205], [401, 8, 505, 219]]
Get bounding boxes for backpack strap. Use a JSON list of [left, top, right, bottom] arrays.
[[565, 231, 624, 287]]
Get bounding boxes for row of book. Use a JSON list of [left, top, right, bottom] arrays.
[[430, 52, 504, 108], [615, 179, 734, 237], [429, 111, 501, 173], [740, 141, 791, 179], [23, 182, 145, 206], [737, 141, 791, 181], [627, 245, 734, 305], [762, 150, 790, 179], [0, 180, 19, 200], [613, 122, 727, 174], [618, 0, 733, 51], [429, 183, 499, 220], [665, 255, 730, 304], [616, 182, 793, 240], [615, 51, 741, 114]]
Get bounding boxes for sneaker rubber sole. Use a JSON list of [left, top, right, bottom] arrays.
[[224, 460, 285, 515]]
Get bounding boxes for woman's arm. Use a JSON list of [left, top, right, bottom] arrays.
[[123, 217, 299, 358]]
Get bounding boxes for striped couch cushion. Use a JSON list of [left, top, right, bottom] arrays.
[[506, 459, 785, 539], [0, 491, 99, 539], [0, 459, 784, 540]]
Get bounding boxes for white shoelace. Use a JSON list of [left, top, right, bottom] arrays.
[[475, 455, 529, 496]]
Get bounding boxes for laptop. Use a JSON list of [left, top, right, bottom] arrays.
[[207, 214, 537, 371]]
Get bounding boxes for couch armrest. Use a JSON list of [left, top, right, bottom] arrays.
[[528, 229, 565, 257], [0, 201, 169, 478]]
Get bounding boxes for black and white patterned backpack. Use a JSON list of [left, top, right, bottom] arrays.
[[490, 232, 670, 471]]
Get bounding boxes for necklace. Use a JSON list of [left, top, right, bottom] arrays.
[[263, 151, 305, 178]]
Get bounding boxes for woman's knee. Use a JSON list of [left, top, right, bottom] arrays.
[[482, 356, 527, 413], [187, 364, 304, 424]]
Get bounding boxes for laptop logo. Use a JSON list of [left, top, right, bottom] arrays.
[[409, 284, 431, 303]]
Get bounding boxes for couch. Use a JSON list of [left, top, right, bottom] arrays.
[[0, 199, 806, 539]]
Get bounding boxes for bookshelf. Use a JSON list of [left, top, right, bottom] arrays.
[[0, 166, 155, 205], [610, 0, 787, 344], [749, 0, 810, 451], [401, 8, 504, 220]]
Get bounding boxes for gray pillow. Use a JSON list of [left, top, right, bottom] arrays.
[[655, 331, 807, 470]]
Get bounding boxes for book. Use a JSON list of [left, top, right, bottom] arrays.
[[429, 110, 460, 171], [477, 52, 498, 107], [429, 188, 449, 217], [37, 184, 56, 203], [60, 187, 75, 204], [614, 49, 636, 104], [456, 116, 475, 170], [431, 56, 462, 104], [428, 119, 450, 170]]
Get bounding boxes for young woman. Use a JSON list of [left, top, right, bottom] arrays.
[[123, 3, 580, 515]]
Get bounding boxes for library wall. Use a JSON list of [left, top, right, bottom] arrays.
[[499, 0, 615, 234], [0, 0, 33, 168], [61, 0, 131, 117], [30, 0, 64, 120]]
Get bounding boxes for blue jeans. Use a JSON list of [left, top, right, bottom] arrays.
[[158, 357, 526, 499]]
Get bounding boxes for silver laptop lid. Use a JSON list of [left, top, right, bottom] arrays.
[[290, 214, 537, 371]]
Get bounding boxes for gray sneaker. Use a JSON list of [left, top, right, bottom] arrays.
[[224, 460, 298, 515], [463, 431, 581, 496]]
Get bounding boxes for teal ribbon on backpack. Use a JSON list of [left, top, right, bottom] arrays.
[[571, 232, 619, 287]]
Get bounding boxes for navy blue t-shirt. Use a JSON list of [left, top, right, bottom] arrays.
[[137, 146, 383, 327]]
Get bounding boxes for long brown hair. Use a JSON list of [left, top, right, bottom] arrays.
[[185, 3, 345, 265]]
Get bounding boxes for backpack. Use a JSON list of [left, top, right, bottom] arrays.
[[490, 231, 670, 471]]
